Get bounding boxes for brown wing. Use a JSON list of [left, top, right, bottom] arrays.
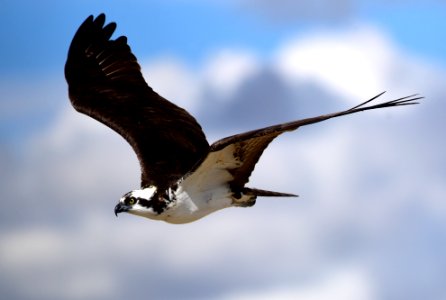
[[65, 14, 209, 189], [210, 92, 422, 193]]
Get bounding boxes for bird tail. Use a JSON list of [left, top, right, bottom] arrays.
[[243, 187, 298, 197]]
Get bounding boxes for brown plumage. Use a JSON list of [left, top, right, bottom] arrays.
[[65, 14, 422, 199], [210, 91, 420, 196], [65, 14, 209, 190]]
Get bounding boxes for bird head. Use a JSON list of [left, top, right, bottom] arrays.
[[114, 186, 163, 219]]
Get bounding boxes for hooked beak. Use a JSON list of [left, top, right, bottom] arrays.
[[114, 203, 130, 217]]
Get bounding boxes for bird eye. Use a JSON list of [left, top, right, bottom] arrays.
[[126, 197, 136, 205]]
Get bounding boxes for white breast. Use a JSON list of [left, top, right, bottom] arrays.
[[161, 145, 241, 224]]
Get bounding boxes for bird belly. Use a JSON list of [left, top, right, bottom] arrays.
[[160, 150, 241, 224], [161, 185, 233, 224]]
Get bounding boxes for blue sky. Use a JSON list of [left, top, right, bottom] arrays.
[[1, 1, 446, 300], [2, 1, 446, 74]]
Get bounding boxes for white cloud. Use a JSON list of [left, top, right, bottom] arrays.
[[275, 25, 406, 104], [203, 49, 260, 100], [142, 57, 202, 113], [22, 106, 139, 205], [223, 265, 374, 300], [0, 225, 117, 300], [141, 51, 260, 111]]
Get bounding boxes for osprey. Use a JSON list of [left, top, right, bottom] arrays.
[[65, 14, 421, 224]]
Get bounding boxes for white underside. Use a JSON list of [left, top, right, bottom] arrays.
[[152, 144, 252, 224], [160, 184, 233, 224]]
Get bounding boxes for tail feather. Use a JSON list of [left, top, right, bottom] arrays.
[[243, 187, 298, 197]]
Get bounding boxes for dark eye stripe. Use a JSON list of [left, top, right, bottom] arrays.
[[137, 198, 151, 207], [137, 197, 167, 214]]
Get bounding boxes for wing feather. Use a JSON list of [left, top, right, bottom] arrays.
[[210, 92, 422, 192], [65, 14, 209, 188]]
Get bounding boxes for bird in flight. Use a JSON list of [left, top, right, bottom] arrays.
[[65, 14, 421, 224]]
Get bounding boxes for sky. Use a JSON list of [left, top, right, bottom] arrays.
[[1, 0, 446, 299]]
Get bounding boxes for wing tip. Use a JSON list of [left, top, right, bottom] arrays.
[[346, 91, 424, 114]]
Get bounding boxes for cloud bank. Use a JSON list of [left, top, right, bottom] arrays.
[[1, 25, 445, 300]]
